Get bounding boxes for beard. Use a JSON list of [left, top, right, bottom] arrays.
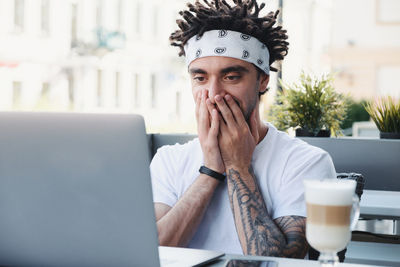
[[235, 84, 259, 123], [213, 84, 260, 124], [223, 94, 257, 125]]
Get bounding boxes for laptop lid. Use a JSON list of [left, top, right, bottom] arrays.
[[0, 112, 159, 267]]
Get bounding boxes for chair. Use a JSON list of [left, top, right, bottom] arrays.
[[308, 173, 365, 262]]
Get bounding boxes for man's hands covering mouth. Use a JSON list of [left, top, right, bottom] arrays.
[[196, 90, 259, 175], [196, 89, 225, 173], [213, 94, 259, 173]]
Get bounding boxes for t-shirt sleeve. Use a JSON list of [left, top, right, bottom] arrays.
[[150, 147, 179, 207], [272, 149, 336, 219]]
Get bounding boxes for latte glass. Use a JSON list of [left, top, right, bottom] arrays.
[[304, 179, 360, 267]]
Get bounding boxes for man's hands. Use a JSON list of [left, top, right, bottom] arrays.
[[196, 90, 225, 173], [214, 94, 259, 172], [196, 89, 258, 174]]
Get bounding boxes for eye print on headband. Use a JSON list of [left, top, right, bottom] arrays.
[[218, 30, 227, 38], [214, 47, 226, 54], [195, 49, 202, 58], [240, 34, 251, 41], [242, 50, 250, 59], [257, 59, 263, 65], [196, 35, 202, 41]]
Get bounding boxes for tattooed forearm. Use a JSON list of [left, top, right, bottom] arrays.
[[227, 168, 284, 255], [227, 168, 307, 258], [274, 216, 309, 257]]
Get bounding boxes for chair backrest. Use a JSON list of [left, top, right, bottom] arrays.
[[299, 138, 400, 191], [149, 134, 400, 191], [149, 133, 196, 157], [337, 173, 365, 199]]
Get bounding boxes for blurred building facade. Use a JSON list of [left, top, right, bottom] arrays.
[[0, 0, 194, 132], [0, 0, 399, 133], [281, 0, 400, 100]]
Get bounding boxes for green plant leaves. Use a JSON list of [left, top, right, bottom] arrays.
[[364, 97, 400, 133], [268, 72, 348, 136]]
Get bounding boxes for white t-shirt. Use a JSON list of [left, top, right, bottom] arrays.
[[150, 123, 336, 254]]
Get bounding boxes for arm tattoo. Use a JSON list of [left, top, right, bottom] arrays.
[[274, 216, 309, 257], [227, 168, 308, 258]]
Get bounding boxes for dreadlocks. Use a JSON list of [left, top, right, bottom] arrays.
[[170, 0, 289, 72]]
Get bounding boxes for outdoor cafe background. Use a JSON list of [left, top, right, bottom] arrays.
[[0, 0, 399, 135]]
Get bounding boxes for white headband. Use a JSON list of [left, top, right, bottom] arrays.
[[184, 29, 270, 75]]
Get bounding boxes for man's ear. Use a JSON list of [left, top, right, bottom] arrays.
[[259, 74, 270, 94]]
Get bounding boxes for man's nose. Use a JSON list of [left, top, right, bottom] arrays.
[[207, 78, 225, 104]]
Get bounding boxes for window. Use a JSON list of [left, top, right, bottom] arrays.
[[71, 3, 78, 45], [153, 7, 158, 36], [117, 0, 124, 32], [377, 66, 400, 98], [133, 73, 140, 108], [12, 81, 22, 107], [14, 0, 25, 33], [96, 0, 103, 28], [41, 0, 50, 35], [150, 74, 157, 108], [376, 0, 400, 24], [135, 2, 141, 35], [176, 91, 181, 118], [41, 82, 50, 102], [67, 71, 74, 108], [97, 70, 103, 107], [115, 72, 120, 107]]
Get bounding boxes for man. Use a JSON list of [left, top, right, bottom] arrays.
[[150, 0, 336, 258]]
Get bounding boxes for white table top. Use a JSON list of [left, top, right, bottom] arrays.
[[360, 190, 400, 219], [162, 247, 380, 267], [213, 255, 380, 267]]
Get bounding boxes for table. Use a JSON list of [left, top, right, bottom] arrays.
[[206, 254, 381, 267], [350, 190, 400, 266], [360, 190, 400, 219], [161, 247, 380, 267], [163, 190, 400, 267]]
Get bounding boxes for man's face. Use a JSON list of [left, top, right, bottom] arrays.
[[189, 56, 269, 122]]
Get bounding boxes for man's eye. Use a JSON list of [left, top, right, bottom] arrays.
[[225, 75, 241, 81], [193, 76, 205, 82]]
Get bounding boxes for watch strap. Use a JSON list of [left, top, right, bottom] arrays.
[[199, 166, 226, 182]]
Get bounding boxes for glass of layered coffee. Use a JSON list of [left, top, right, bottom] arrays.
[[304, 179, 360, 266]]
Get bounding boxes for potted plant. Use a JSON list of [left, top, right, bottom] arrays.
[[269, 72, 347, 137], [365, 97, 400, 139]]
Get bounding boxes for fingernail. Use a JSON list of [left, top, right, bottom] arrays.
[[215, 95, 222, 102], [225, 94, 231, 101]]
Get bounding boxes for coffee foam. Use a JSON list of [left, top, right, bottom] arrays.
[[304, 179, 356, 206]]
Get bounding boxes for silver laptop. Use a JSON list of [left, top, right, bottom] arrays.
[[0, 112, 224, 267], [0, 112, 159, 267]]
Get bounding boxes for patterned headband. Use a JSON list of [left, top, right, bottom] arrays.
[[184, 29, 270, 75]]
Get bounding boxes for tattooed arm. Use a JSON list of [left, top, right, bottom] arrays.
[[213, 93, 308, 257], [227, 167, 308, 258]]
